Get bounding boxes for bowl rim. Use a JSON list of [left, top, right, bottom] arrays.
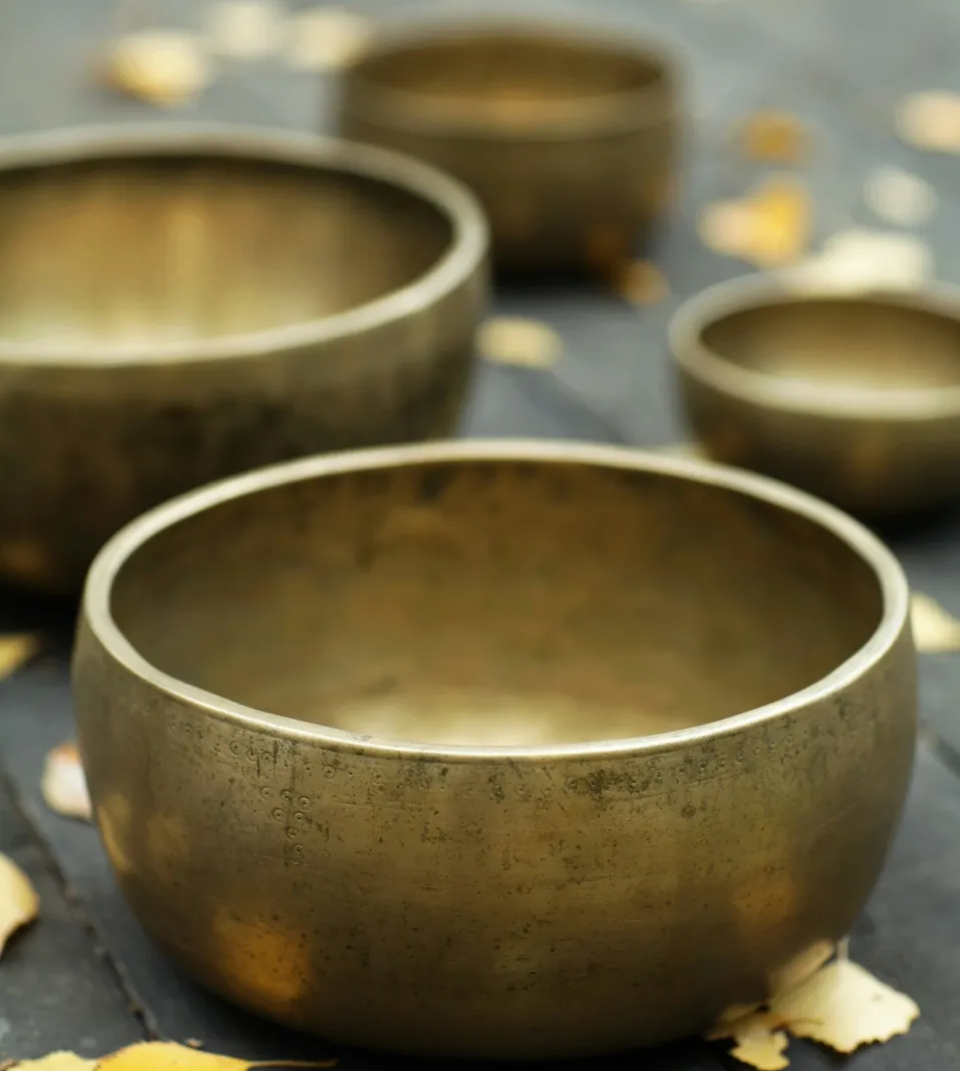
[[340, 17, 681, 140], [670, 272, 960, 420], [80, 439, 911, 764], [0, 123, 488, 367]]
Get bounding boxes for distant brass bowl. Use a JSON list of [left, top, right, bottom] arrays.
[[0, 125, 487, 592], [74, 441, 916, 1060], [339, 20, 679, 271], [671, 276, 960, 517]]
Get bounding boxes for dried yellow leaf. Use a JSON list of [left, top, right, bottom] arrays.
[[708, 955, 918, 1068], [770, 958, 919, 1053], [613, 260, 670, 306], [284, 7, 373, 71], [0, 851, 39, 958], [102, 31, 212, 107], [896, 91, 960, 153], [739, 111, 808, 163], [709, 1012, 790, 1071], [477, 317, 562, 369], [0, 633, 39, 679], [98, 1042, 337, 1071], [699, 178, 810, 267], [206, 0, 285, 58], [911, 591, 960, 652], [748, 178, 811, 267], [9, 1055, 96, 1071], [698, 200, 758, 259], [41, 742, 92, 822]]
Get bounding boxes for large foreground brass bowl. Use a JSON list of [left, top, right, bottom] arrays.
[[339, 21, 679, 271], [0, 125, 487, 592], [672, 275, 960, 517], [73, 442, 916, 1059]]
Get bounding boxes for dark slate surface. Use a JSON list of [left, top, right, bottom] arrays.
[[1, 0, 960, 1067]]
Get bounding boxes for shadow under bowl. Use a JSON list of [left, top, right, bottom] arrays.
[[73, 441, 916, 1059], [0, 124, 487, 592], [671, 275, 960, 518], [338, 19, 680, 272]]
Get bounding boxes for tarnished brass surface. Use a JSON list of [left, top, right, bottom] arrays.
[[0, 125, 487, 592], [339, 21, 679, 271], [671, 275, 960, 517], [73, 441, 916, 1059]]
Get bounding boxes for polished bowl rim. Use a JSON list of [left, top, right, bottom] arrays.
[[0, 122, 488, 368], [81, 439, 910, 763], [342, 17, 681, 140], [670, 272, 960, 420]]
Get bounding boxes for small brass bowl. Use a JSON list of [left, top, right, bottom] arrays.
[[339, 20, 679, 271], [671, 276, 960, 517], [74, 441, 916, 1059], [0, 124, 487, 592]]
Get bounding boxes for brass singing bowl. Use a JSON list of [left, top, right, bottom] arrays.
[[671, 275, 960, 517], [339, 21, 679, 271], [0, 124, 487, 593], [73, 441, 916, 1059]]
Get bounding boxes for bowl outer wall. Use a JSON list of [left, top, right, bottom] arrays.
[[71, 598, 917, 1058]]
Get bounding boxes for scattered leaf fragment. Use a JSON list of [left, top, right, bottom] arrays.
[[477, 317, 562, 369], [612, 260, 670, 306], [708, 1011, 789, 1071], [8, 1055, 96, 1071], [699, 177, 810, 267], [910, 591, 960, 652], [0, 851, 39, 958], [863, 166, 936, 227], [896, 91, 960, 153], [41, 742, 92, 822], [283, 7, 373, 71], [789, 228, 932, 293], [101, 30, 212, 107], [739, 111, 808, 164], [707, 954, 919, 1068], [184, 1040, 205, 1049], [99, 1042, 337, 1071], [0, 633, 40, 679], [770, 958, 919, 1053], [205, 0, 285, 59]]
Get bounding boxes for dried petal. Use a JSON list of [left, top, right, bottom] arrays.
[[864, 167, 936, 227], [99, 1042, 336, 1071], [102, 31, 212, 107], [0, 633, 40, 679], [206, 1, 285, 58], [477, 317, 562, 369], [770, 959, 919, 1053], [284, 7, 372, 71], [0, 851, 39, 957], [747, 177, 811, 267], [41, 742, 93, 822], [613, 260, 670, 306], [911, 591, 960, 653], [896, 91, 960, 153], [698, 199, 757, 258], [739, 111, 808, 164], [789, 229, 932, 293], [7, 1055, 96, 1071]]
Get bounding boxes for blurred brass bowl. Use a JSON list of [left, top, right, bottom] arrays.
[[0, 124, 487, 592], [339, 20, 679, 271], [74, 441, 916, 1059], [671, 275, 960, 517]]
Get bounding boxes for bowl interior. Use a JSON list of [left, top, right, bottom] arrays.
[[699, 296, 960, 392], [0, 152, 452, 349], [109, 458, 884, 749], [350, 31, 668, 125]]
